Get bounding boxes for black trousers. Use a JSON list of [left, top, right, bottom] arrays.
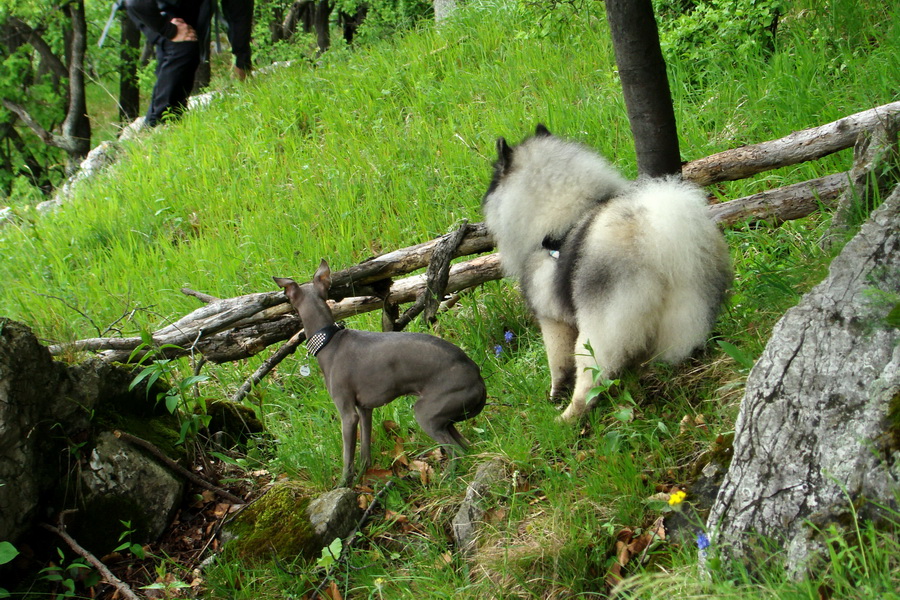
[[147, 38, 201, 126], [220, 0, 253, 70], [126, 0, 211, 126]]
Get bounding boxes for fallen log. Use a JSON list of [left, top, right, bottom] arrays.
[[89, 253, 503, 363], [708, 171, 848, 226], [683, 101, 900, 186], [328, 221, 494, 297], [51, 172, 854, 363], [59, 106, 900, 365], [48, 224, 495, 359]]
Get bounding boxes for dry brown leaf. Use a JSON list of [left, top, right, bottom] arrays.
[[382, 420, 401, 435], [384, 510, 408, 525], [647, 492, 670, 503], [409, 459, 433, 485], [364, 467, 393, 481], [649, 516, 666, 541], [392, 438, 406, 455], [325, 580, 343, 600], [679, 414, 694, 434], [484, 507, 508, 523]]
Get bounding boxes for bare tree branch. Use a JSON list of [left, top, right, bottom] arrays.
[[7, 17, 68, 79]]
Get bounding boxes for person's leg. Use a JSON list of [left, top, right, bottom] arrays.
[[221, 0, 253, 76], [146, 38, 200, 125]]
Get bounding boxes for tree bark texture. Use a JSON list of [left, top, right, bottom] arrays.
[[683, 101, 900, 186], [62, 0, 92, 172], [605, 0, 681, 177], [118, 14, 142, 122], [707, 185, 900, 575]]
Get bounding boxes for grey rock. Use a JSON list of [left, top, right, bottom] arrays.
[[452, 458, 506, 553], [708, 185, 900, 575], [307, 487, 362, 543], [82, 432, 183, 539]]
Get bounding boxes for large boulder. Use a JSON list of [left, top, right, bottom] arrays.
[[707, 186, 900, 574], [0, 320, 184, 551], [0, 320, 68, 542]]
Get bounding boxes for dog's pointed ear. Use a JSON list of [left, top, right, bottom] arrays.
[[313, 259, 332, 298], [495, 137, 512, 173], [535, 123, 552, 137], [272, 276, 295, 289]]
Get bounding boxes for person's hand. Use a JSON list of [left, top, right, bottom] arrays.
[[170, 18, 197, 42]]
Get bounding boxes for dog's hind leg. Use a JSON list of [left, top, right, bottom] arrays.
[[447, 423, 470, 449], [538, 318, 578, 401], [357, 406, 374, 479], [557, 330, 629, 423]]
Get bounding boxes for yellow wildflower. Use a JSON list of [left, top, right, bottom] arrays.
[[668, 490, 687, 506]]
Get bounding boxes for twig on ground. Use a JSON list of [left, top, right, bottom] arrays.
[[40, 510, 142, 600], [114, 430, 244, 504]]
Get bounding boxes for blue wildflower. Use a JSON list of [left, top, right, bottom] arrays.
[[696, 531, 710, 551], [504, 330, 515, 343], [494, 344, 503, 356]]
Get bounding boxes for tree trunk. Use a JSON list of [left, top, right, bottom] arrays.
[[707, 184, 900, 575], [605, 0, 681, 177], [119, 14, 142, 123], [2, 7, 92, 173], [61, 0, 91, 173]]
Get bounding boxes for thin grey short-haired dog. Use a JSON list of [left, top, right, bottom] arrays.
[[274, 260, 487, 487], [483, 124, 732, 422]]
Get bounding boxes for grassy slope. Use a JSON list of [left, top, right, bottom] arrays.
[[1, 0, 898, 597]]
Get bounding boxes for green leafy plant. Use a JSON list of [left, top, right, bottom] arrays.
[[39, 547, 99, 600], [716, 339, 756, 371], [0, 541, 19, 598], [141, 562, 192, 598], [317, 537, 344, 570], [128, 335, 212, 444], [113, 520, 146, 560]]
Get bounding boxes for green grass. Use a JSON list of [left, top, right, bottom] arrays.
[[2, 0, 899, 597]]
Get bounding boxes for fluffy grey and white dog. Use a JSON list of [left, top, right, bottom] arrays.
[[482, 124, 732, 422]]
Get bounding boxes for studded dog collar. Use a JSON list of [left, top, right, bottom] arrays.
[[305, 322, 346, 357]]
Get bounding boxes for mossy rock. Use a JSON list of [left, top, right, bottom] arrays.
[[224, 481, 360, 564]]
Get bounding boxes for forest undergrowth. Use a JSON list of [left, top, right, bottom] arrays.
[[1, 0, 898, 598]]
